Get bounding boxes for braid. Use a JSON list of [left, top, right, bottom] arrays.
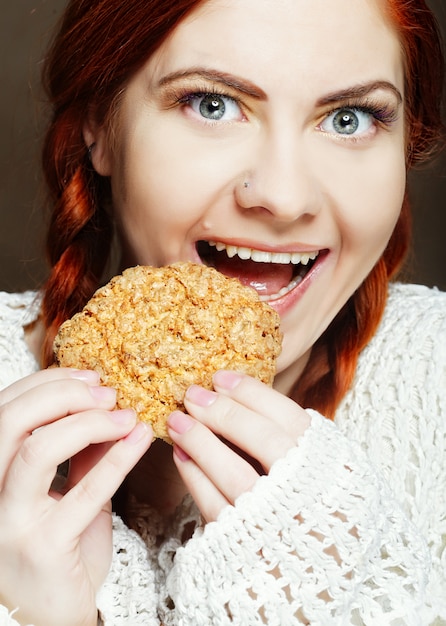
[[41, 130, 112, 366], [38, 0, 207, 368]]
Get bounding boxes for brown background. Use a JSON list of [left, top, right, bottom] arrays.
[[0, 0, 445, 293]]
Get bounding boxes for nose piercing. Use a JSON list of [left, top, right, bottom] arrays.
[[243, 181, 250, 188]]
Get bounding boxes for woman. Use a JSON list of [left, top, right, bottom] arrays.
[[0, 0, 444, 624]]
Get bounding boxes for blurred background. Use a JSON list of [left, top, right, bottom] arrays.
[[0, 0, 445, 293]]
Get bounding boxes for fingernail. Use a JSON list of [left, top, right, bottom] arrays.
[[185, 385, 217, 407], [110, 409, 135, 425], [168, 411, 194, 434], [125, 421, 152, 445], [90, 386, 117, 403], [213, 370, 243, 390], [69, 369, 100, 384], [173, 444, 190, 462]]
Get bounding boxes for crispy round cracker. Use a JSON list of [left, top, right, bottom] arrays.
[[54, 262, 282, 442]]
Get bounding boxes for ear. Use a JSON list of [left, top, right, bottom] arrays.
[[83, 118, 113, 176]]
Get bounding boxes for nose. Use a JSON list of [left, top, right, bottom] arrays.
[[236, 126, 320, 224]]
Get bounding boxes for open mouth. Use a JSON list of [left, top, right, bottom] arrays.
[[196, 240, 320, 302]]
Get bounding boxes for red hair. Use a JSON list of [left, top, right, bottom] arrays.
[[40, 0, 444, 416]]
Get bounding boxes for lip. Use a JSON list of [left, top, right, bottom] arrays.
[[196, 238, 323, 255]]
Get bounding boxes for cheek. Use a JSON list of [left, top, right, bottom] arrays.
[[108, 123, 241, 264], [335, 148, 406, 255], [113, 122, 235, 218], [110, 132, 196, 233]]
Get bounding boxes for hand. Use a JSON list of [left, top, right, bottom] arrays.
[[167, 370, 311, 522], [0, 368, 153, 626]]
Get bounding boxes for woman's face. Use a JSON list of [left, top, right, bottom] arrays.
[[89, 0, 406, 390]]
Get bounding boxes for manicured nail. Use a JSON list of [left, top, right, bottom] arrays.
[[125, 422, 152, 445], [168, 411, 194, 434], [110, 409, 135, 424], [89, 386, 117, 403], [173, 444, 190, 462], [69, 369, 100, 383], [185, 385, 217, 407], [213, 370, 243, 390]]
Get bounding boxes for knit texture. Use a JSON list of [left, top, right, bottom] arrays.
[[0, 283, 445, 625]]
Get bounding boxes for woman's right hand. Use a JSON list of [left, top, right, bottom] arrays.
[[0, 367, 153, 626]]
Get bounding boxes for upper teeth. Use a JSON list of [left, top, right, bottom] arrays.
[[209, 241, 319, 265]]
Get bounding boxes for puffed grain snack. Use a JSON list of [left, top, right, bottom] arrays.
[[54, 262, 282, 442]]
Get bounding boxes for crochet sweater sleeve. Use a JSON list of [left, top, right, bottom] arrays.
[[164, 284, 446, 625]]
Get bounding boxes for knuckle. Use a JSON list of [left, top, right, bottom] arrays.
[[75, 479, 98, 504], [101, 448, 125, 477], [52, 377, 87, 399], [214, 396, 241, 432], [18, 432, 47, 470]]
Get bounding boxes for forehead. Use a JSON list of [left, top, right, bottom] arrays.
[[146, 0, 403, 97]]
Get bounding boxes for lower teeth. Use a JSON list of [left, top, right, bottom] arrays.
[[258, 274, 304, 302]]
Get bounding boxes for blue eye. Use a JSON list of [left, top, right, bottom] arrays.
[[199, 94, 226, 120], [188, 93, 242, 121], [321, 107, 374, 136]]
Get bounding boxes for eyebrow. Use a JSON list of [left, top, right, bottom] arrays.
[[316, 81, 403, 106], [158, 70, 402, 107], [157, 68, 267, 100]]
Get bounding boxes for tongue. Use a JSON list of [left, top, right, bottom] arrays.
[[214, 255, 294, 296]]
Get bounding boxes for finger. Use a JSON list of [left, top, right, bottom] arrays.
[[54, 422, 153, 538], [172, 443, 231, 523], [0, 378, 117, 482], [1, 408, 137, 511], [182, 380, 306, 471], [0, 368, 100, 406], [1, 377, 116, 434], [213, 370, 311, 436], [168, 410, 259, 502]]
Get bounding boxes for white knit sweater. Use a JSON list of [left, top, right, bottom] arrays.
[[0, 283, 445, 625]]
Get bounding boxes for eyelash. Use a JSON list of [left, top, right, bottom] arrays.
[[166, 85, 399, 133], [322, 99, 399, 137], [357, 102, 398, 126], [177, 88, 239, 105], [168, 85, 243, 121]]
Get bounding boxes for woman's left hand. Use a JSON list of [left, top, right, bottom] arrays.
[[167, 370, 311, 522]]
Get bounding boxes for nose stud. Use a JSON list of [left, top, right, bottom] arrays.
[[243, 181, 250, 188]]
